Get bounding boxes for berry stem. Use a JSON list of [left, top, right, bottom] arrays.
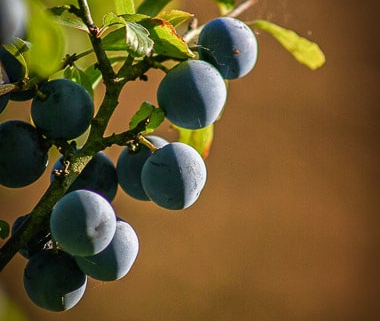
[[138, 135, 159, 152], [35, 89, 48, 101]]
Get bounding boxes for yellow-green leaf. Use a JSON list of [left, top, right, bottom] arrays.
[[172, 124, 214, 159], [156, 10, 194, 28], [104, 15, 195, 59], [253, 19, 326, 70], [102, 21, 154, 57], [137, 0, 173, 17], [125, 21, 154, 57], [212, 0, 235, 15], [114, 0, 135, 15], [129, 102, 165, 134], [2, 38, 29, 76], [102, 12, 126, 28], [138, 18, 195, 59], [27, 0, 65, 77], [51, 16, 88, 32]]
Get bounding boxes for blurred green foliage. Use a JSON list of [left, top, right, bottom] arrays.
[[0, 286, 28, 321]]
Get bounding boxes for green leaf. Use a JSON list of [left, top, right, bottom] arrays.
[[172, 124, 214, 159], [51, 16, 88, 32], [156, 10, 194, 28], [101, 13, 149, 49], [125, 22, 154, 56], [102, 22, 154, 57], [0, 220, 10, 239], [138, 18, 195, 59], [102, 28, 128, 51], [137, 0, 173, 17], [212, 0, 235, 14], [49, 5, 71, 16], [2, 38, 30, 77], [49, 5, 88, 32], [84, 64, 102, 89], [253, 19, 326, 70], [27, 0, 65, 77], [114, 0, 135, 15], [103, 16, 194, 59], [63, 65, 94, 98], [102, 12, 126, 28], [129, 101, 165, 134]]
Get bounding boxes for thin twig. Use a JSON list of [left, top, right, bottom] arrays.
[[228, 0, 259, 18]]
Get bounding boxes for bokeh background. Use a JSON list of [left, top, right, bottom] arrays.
[[1, 0, 379, 320]]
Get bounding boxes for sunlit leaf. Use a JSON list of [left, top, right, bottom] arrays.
[[49, 5, 88, 31], [102, 28, 128, 51], [114, 0, 135, 15], [2, 38, 30, 76], [101, 15, 148, 52], [253, 19, 326, 70], [212, 0, 235, 15], [27, 0, 65, 77], [137, 0, 173, 17], [102, 12, 126, 28], [172, 124, 214, 159], [156, 10, 194, 28], [129, 101, 165, 134], [51, 16, 88, 32], [138, 18, 195, 59], [49, 5, 71, 16], [125, 22, 154, 56], [0, 220, 10, 239], [103, 16, 194, 59], [102, 21, 153, 57]]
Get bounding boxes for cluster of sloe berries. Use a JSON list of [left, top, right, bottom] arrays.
[[13, 197, 139, 312], [0, 56, 210, 312], [0, 75, 139, 311], [0, 7, 259, 311]]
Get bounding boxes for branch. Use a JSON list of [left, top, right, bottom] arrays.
[[102, 115, 152, 147], [77, 0, 116, 83], [0, 156, 90, 271], [0, 0, 167, 271], [0, 0, 141, 271]]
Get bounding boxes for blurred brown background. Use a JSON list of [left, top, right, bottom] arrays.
[[1, 0, 379, 320]]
